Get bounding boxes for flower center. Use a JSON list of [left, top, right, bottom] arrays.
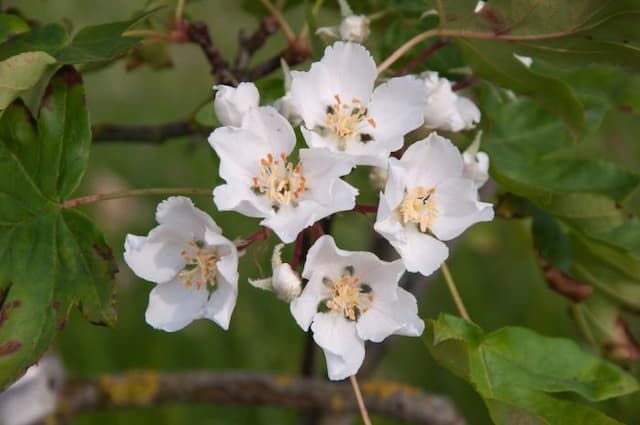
[[178, 240, 219, 290], [398, 186, 438, 233], [323, 266, 373, 321], [324, 94, 376, 148], [252, 152, 307, 210]]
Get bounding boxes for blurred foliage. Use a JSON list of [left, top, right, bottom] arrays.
[[0, 0, 639, 424]]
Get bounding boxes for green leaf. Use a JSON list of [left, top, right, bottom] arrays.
[[432, 0, 640, 134], [0, 14, 29, 43], [425, 314, 638, 424], [0, 66, 116, 389], [0, 51, 56, 112], [55, 9, 160, 64], [0, 23, 69, 62]]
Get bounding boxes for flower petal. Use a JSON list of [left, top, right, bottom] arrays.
[[213, 82, 260, 127], [155, 196, 220, 240], [356, 287, 424, 342], [260, 202, 317, 243], [320, 42, 376, 106], [145, 279, 208, 332], [290, 64, 335, 128], [359, 259, 405, 302], [401, 133, 464, 188], [431, 177, 494, 240], [290, 277, 332, 331], [300, 148, 354, 204], [367, 76, 426, 151], [241, 106, 296, 155], [124, 228, 185, 284], [213, 184, 272, 218], [312, 312, 365, 380], [204, 276, 238, 330], [393, 226, 448, 276]]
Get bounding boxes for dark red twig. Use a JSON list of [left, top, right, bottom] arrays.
[[185, 21, 235, 84], [394, 39, 450, 77], [236, 227, 271, 251], [452, 76, 476, 92], [353, 204, 378, 214], [290, 232, 305, 271]]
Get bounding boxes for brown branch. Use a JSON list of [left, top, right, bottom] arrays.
[[235, 16, 280, 80], [393, 39, 450, 77], [92, 121, 209, 143], [539, 257, 593, 302], [249, 41, 311, 81], [54, 371, 465, 425], [185, 21, 235, 84]]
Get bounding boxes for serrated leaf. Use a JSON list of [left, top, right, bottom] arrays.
[[425, 314, 638, 425], [0, 66, 116, 389], [0, 51, 56, 112]]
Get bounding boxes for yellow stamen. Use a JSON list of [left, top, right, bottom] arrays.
[[324, 94, 373, 143], [325, 270, 372, 321], [398, 186, 438, 233], [178, 240, 219, 289], [252, 152, 307, 208]]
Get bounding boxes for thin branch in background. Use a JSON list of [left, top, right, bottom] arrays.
[[235, 16, 280, 80], [249, 42, 311, 80], [452, 76, 475, 91], [393, 39, 450, 77], [259, 0, 297, 44], [92, 121, 209, 143], [186, 22, 236, 84], [60, 188, 212, 209], [50, 371, 466, 425]]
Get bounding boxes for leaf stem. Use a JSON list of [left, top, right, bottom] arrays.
[[260, 0, 297, 44], [440, 262, 470, 321], [377, 29, 440, 74], [175, 0, 186, 26], [350, 375, 373, 425], [60, 188, 212, 209]]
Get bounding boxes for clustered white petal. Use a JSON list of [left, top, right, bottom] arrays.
[[124, 196, 239, 331], [124, 40, 492, 382], [290, 235, 424, 380]]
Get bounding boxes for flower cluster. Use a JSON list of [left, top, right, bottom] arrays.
[[125, 40, 493, 381]]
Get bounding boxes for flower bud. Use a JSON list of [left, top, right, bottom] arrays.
[[462, 131, 490, 188], [421, 71, 480, 132], [213, 82, 260, 127], [339, 15, 370, 43], [272, 263, 302, 302]]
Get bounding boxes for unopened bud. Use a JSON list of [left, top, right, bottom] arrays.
[[213, 82, 260, 127], [339, 15, 370, 43]]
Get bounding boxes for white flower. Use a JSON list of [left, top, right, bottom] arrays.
[[290, 235, 424, 381], [421, 71, 480, 132], [273, 59, 302, 126], [339, 15, 370, 43], [213, 82, 260, 127], [249, 244, 302, 302], [290, 42, 427, 167], [0, 353, 63, 425], [210, 106, 358, 243], [124, 197, 239, 331], [462, 130, 490, 188], [374, 133, 494, 276]]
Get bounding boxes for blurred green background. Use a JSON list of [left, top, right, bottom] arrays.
[[4, 0, 640, 424]]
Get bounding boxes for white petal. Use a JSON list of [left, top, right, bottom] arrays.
[[383, 157, 409, 209], [213, 184, 271, 218], [401, 134, 464, 188], [455, 96, 481, 130], [309, 179, 357, 222], [155, 196, 220, 240], [367, 76, 426, 151], [394, 226, 449, 276], [463, 150, 490, 188], [145, 279, 208, 332], [241, 106, 296, 155], [300, 148, 354, 204], [124, 228, 184, 284], [359, 259, 405, 302], [302, 235, 343, 280], [213, 82, 260, 127], [290, 277, 331, 330], [312, 312, 365, 380], [431, 178, 494, 240], [319, 41, 376, 107], [272, 263, 302, 302], [260, 202, 317, 243], [356, 287, 424, 342], [339, 15, 370, 43], [204, 277, 238, 330], [290, 64, 335, 128], [209, 126, 267, 186], [374, 192, 407, 245]]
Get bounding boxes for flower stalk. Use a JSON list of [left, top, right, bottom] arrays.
[[60, 188, 212, 209]]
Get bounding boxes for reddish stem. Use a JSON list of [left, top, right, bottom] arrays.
[[393, 39, 450, 77], [452, 76, 475, 92], [353, 204, 378, 214], [236, 227, 271, 251], [290, 232, 305, 271]]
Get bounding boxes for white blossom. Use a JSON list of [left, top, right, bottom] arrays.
[[462, 130, 490, 188], [374, 133, 494, 276], [421, 71, 480, 132], [290, 42, 427, 167], [210, 106, 357, 243], [339, 15, 370, 43], [290, 235, 424, 380], [213, 82, 260, 127], [0, 353, 64, 425], [273, 59, 302, 126], [124, 197, 239, 331], [249, 244, 302, 302]]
